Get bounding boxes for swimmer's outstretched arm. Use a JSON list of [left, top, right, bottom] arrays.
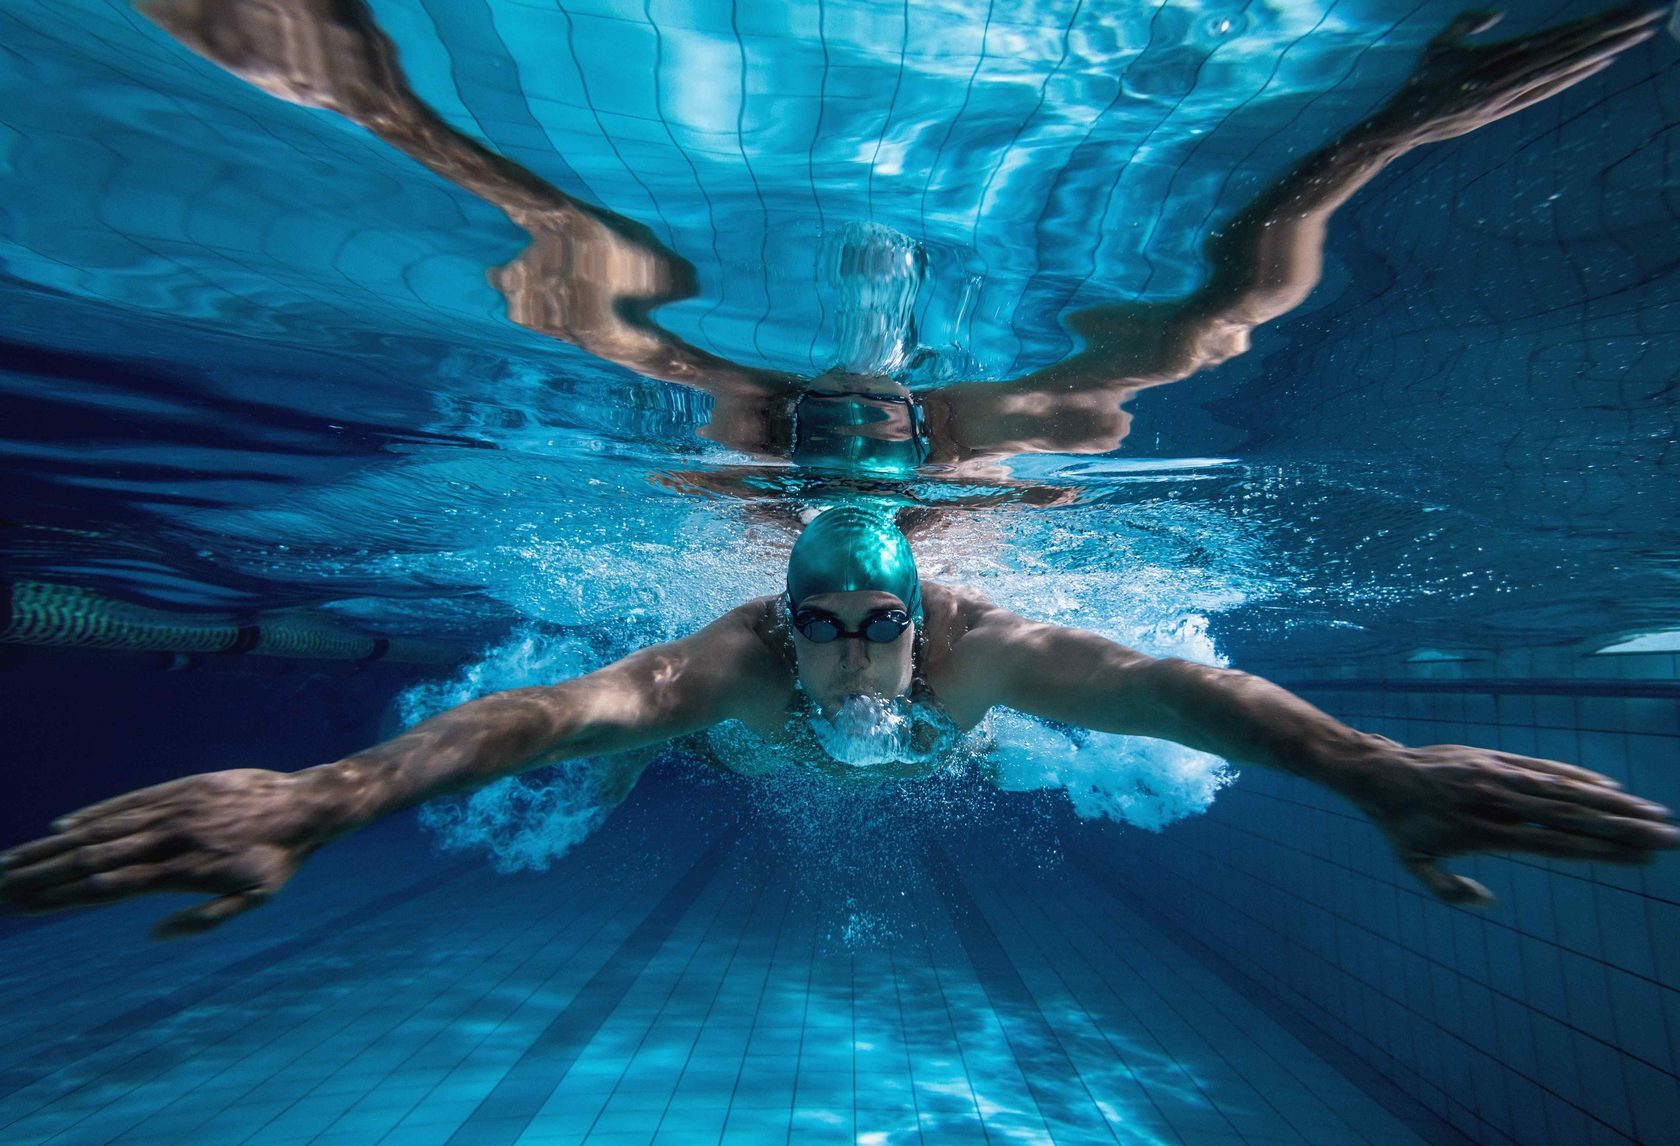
[[139, 0, 797, 418], [938, 4, 1663, 455], [956, 608, 1679, 905], [0, 606, 782, 937]]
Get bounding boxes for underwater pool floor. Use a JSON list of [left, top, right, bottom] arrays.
[[0, 790, 1438, 1146]]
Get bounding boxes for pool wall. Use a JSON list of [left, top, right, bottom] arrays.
[[1091, 647, 1680, 1145]]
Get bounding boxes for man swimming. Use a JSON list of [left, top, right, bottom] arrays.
[[2, 506, 1676, 938]]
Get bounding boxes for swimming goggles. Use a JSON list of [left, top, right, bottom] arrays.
[[790, 605, 912, 644]]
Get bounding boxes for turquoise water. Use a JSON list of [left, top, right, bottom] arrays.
[[4, 0, 1675, 652], [2, 1, 1678, 1144]]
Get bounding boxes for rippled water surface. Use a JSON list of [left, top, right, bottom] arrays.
[[2, 0, 1677, 667]]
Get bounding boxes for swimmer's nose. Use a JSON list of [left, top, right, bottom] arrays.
[[839, 637, 871, 669]]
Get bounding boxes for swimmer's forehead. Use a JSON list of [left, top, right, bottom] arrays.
[[792, 590, 908, 618]]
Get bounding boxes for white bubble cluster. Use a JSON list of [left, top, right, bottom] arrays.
[[398, 627, 611, 872], [806, 694, 920, 768], [987, 713, 1236, 832]]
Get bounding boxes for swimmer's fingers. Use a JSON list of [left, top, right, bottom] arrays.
[[1431, 11, 1502, 49], [8, 808, 175, 865], [1496, 23, 1656, 98], [1446, 24, 1651, 122], [50, 778, 198, 831], [1496, 770, 1673, 825], [1432, 752, 1676, 850], [1482, 56, 1620, 124], [1476, 794, 1679, 853], [1398, 810, 1670, 908], [9, 862, 278, 939], [1489, 751, 1621, 788], [6, 846, 290, 939], [1402, 856, 1495, 907], [1482, 822, 1663, 863], [1446, 4, 1660, 68], [1380, 6, 1658, 144], [1402, 813, 1663, 906], [1495, 59, 1617, 119], [0, 829, 177, 901], [3, 858, 208, 915], [0, 831, 85, 873], [1511, 3, 1663, 64]]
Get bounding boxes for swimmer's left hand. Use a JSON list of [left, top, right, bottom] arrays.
[[1349, 741, 1679, 906]]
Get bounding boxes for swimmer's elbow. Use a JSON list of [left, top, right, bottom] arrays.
[[1139, 657, 1249, 704], [1114, 656, 1243, 734], [549, 654, 730, 757]]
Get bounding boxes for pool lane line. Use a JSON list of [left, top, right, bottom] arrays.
[[444, 831, 735, 1146]]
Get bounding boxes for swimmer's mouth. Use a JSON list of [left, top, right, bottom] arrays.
[[819, 689, 876, 713], [838, 689, 902, 707]]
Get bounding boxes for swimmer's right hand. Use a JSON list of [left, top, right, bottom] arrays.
[[0, 768, 340, 940]]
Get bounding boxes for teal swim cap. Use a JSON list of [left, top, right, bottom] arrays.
[[786, 506, 923, 621]]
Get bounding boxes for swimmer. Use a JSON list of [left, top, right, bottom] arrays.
[[3, 506, 1675, 937]]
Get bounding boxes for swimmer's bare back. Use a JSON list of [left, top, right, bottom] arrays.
[[3, 582, 1675, 936]]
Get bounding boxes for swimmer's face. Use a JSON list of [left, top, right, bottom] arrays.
[[790, 590, 915, 715]]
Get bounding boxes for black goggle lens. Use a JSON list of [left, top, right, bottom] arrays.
[[798, 616, 842, 643], [793, 608, 910, 644], [863, 614, 908, 642]]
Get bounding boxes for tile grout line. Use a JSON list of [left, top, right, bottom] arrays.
[[1066, 843, 1478, 1146], [444, 830, 734, 1145], [0, 856, 481, 1113]]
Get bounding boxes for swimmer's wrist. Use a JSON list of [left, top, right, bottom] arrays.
[[1309, 732, 1413, 811], [292, 757, 406, 840]]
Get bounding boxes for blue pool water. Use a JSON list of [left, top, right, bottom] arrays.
[[2, 1, 1678, 1143]]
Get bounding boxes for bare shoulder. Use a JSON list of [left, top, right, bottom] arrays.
[[602, 597, 792, 730], [918, 582, 1041, 727], [608, 597, 791, 690], [712, 595, 797, 706], [692, 596, 793, 669], [920, 581, 1035, 652], [920, 583, 1160, 729]]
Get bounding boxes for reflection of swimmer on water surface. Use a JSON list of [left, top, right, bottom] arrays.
[[650, 371, 1080, 539], [5, 506, 1677, 936], [138, 0, 1669, 474]]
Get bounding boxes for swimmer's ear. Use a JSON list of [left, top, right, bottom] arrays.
[[1403, 856, 1496, 908], [1433, 11, 1503, 48]]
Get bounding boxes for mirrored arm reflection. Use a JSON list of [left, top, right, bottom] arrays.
[[139, 0, 800, 449], [934, 5, 1664, 463], [141, 1, 1660, 493]]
